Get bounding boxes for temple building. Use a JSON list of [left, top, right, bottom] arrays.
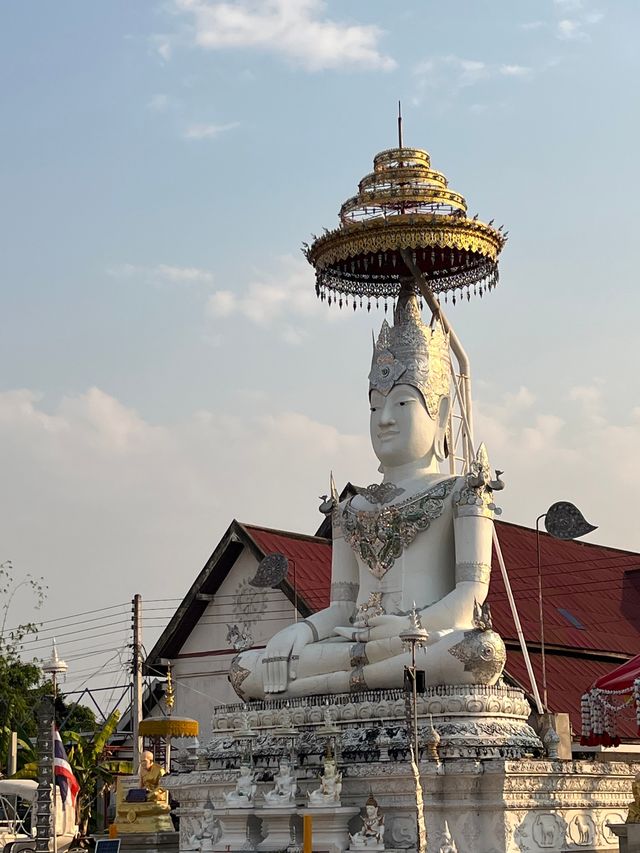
[[145, 511, 640, 750]]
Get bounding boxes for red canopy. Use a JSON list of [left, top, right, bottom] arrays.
[[593, 653, 640, 692]]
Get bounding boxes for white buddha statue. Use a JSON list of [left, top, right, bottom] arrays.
[[223, 763, 257, 808], [349, 793, 385, 849], [307, 756, 342, 807], [263, 759, 297, 807], [230, 285, 505, 700]]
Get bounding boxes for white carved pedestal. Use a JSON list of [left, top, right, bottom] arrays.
[[254, 808, 297, 850], [165, 688, 640, 853], [300, 807, 360, 853], [208, 808, 257, 851]]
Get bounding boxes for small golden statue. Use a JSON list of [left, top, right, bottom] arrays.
[[114, 750, 173, 834], [139, 750, 165, 802], [626, 773, 640, 824]]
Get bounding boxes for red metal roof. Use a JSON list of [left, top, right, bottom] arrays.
[[488, 521, 640, 656], [242, 520, 640, 732], [242, 525, 332, 612]]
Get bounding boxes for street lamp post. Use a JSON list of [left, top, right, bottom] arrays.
[[42, 641, 68, 853], [536, 501, 597, 710]]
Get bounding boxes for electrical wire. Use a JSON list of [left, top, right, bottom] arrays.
[[8, 610, 130, 639], [2, 601, 129, 635], [19, 622, 131, 648]]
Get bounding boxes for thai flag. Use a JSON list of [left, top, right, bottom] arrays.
[[54, 728, 80, 811]]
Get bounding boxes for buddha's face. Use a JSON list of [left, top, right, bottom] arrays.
[[370, 384, 437, 467]]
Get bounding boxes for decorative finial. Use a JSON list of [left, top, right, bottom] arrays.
[[397, 100, 403, 148], [42, 639, 68, 677], [165, 663, 175, 715]]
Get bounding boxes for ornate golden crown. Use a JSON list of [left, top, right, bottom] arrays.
[[369, 285, 451, 418]]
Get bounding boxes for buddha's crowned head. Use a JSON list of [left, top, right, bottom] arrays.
[[369, 285, 451, 467]]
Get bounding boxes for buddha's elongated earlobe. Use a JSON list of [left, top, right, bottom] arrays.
[[434, 396, 451, 462]]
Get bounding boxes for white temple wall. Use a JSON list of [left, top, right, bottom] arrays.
[[166, 546, 301, 737]]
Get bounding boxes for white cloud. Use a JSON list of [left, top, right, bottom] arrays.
[[500, 64, 532, 77], [108, 263, 214, 285], [147, 93, 170, 112], [172, 0, 396, 72], [554, 0, 583, 9], [151, 35, 173, 61], [555, 5, 604, 40], [413, 55, 533, 103], [556, 18, 588, 40], [520, 21, 546, 31], [0, 387, 373, 629], [183, 121, 239, 140], [208, 290, 236, 316], [207, 254, 321, 329], [474, 384, 640, 549]]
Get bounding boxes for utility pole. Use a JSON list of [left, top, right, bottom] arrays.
[[132, 594, 143, 771]]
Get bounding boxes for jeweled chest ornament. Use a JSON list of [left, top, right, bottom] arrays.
[[354, 482, 405, 505], [341, 477, 457, 579]]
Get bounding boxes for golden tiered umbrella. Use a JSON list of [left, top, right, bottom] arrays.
[[138, 667, 198, 769], [305, 127, 506, 310]]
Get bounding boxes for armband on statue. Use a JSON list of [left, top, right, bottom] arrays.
[[453, 443, 504, 520], [455, 561, 491, 584]]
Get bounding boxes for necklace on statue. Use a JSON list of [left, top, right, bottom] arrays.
[[341, 477, 457, 579], [353, 482, 405, 505]]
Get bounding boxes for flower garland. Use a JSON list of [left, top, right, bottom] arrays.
[[580, 677, 640, 747]]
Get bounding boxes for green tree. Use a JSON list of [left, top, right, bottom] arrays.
[[0, 560, 47, 774]]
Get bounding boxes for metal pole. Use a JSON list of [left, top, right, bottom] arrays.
[[52, 672, 58, 853], [8, 731, 17, 776], [400, 251, 475, 466], [35, 697, 55, 853], [411, 643, 419, 761], [132, 594, 143, 770], [399, 254, 546, 713], [536, 514, 548, 710], [492, 528, 544, 714]]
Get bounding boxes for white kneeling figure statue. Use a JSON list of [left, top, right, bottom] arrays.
[[349, 794, 385, 849], [223, 763, 257, 808], [230, 286, 506, 700], [308, 756, 342, 807], [263, 760, 296, 807]]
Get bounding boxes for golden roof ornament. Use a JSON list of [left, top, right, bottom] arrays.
[[305, 104, 506, 310]]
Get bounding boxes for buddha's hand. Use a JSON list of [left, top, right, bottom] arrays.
[[262, 621, 315, 693], [334, 614, 410, 642]]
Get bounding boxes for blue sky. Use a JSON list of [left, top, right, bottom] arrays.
[[2, 0, 639, 688]]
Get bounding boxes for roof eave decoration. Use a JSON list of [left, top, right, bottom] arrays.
[[304, 146, 507, 309]]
